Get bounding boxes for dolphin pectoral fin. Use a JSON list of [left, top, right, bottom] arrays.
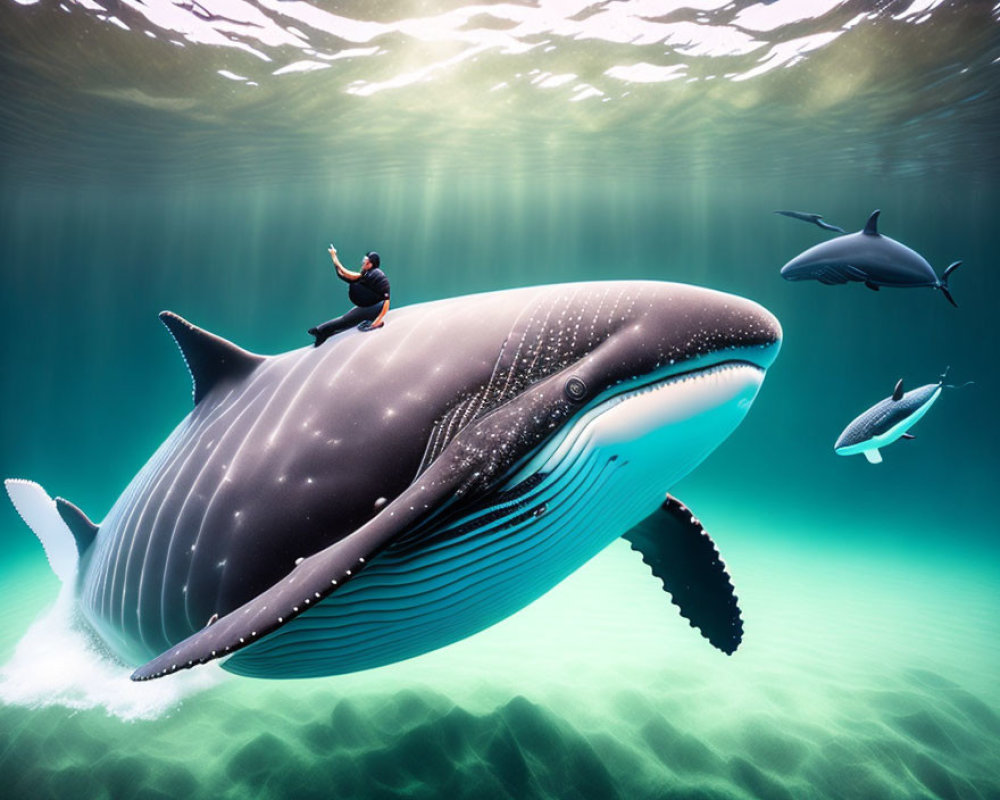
[[131, 472, 466, 681], [865, 280, 880, 292], [622, 494, 742, 655], [901, 433, 916, 440], [864, 449, 883, 464]]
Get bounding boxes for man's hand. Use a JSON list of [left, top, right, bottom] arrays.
[[357, 320, 384, 332], [328, 244, 337, 258]]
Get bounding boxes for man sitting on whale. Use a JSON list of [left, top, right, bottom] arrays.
[[309, 245, 390, 346]]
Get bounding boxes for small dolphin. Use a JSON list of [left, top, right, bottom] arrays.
[[780, 210, 961, 306], [834, 371, 956, 464], [774, 210, 845, 233]]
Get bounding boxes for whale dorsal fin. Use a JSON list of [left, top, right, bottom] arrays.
[[863, 209, 881, 236], [892, 379, 904, 401], [159, 312, 265, 405], [55, 497, 99, 555]]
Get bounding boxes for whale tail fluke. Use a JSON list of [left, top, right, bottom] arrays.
[[4, 479, 81, 584], [939, 261, 961, 307]]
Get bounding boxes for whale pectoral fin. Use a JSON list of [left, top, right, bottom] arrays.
[[622, 494, 742, 655], [864, 449, 883, 464], [131, 470, 466, 681]]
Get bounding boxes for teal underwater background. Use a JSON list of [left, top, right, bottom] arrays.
[[1, 1, 999, 798]]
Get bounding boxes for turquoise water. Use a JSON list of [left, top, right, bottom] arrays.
[[2, 2, 999, 798]]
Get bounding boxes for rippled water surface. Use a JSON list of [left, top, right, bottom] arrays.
[[1, 2, 999, 799]]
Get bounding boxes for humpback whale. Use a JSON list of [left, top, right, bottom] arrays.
[[5, 281, 781, 681], [780, 210, 961, 306]]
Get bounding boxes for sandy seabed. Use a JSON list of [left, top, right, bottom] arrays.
[[0, 532, 997, 800]]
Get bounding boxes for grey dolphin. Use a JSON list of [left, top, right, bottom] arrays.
[[5, 281, 781, 681], [774, 210, 845, 233], [780, 210, 961, 306]]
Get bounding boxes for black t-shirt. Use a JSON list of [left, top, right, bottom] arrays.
[[345, 267, 390, 308]]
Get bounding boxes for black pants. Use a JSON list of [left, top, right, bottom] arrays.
[[314, 304, 382, 338]]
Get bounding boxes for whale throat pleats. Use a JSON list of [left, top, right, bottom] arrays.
[[159, 311, 265, 404], [622, 494, 743, 655]]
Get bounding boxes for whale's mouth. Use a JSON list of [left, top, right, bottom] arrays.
[[570, 359, 766, 450], [510, 353, 771, 486]]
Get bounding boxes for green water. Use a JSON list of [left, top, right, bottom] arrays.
[[1, 2, 999, 798]]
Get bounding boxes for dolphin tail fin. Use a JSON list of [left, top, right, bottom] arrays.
[[4, 479, 83, 584], [939, 261, 960, 307]]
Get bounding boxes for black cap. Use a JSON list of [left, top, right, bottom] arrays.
[[365, 251, 380, 269]]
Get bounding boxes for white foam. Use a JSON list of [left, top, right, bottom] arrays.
[[0, 588, 226, 721]]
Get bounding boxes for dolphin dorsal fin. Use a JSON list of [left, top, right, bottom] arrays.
[[863, 209, 881, 236], [892, 379, 904, 401], [55, 497, 99, 555], [159, 312, 265, 405]]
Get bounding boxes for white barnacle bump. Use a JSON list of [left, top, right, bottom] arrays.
[[295, 557, 304, 565], [346, 570, 352, 576]]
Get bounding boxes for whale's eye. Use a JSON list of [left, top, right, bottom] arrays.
[[564, 376, 588, 402]]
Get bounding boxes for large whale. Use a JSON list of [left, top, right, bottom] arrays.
[[5, 281, 781, 681]]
